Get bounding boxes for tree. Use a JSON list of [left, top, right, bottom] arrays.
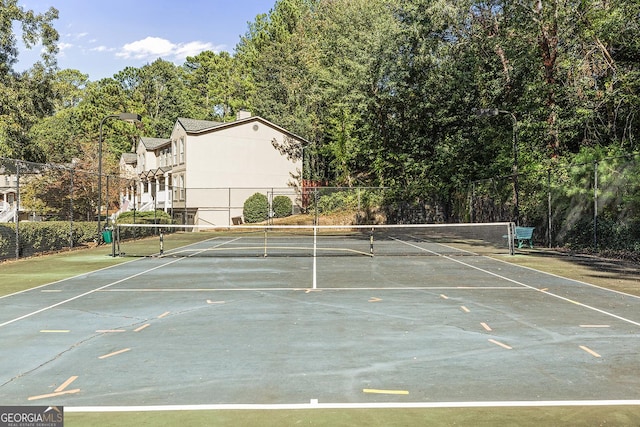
[[184, 51, 252, 121], [0, 0, 59, 160]]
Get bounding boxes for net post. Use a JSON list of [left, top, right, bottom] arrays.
[[370, 227, 374, 256], [263, 227, 268, 257], [115, 225, 120, 256], [159, 230, 164, 255], [312, 225, 317, 289], [508, 222, 515, 255]]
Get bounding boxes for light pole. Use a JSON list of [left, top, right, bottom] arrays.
[[98, 113, 142, 241], [477, 108, 519, 225]]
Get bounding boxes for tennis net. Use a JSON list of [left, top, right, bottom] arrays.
[[113, 222, 516, 258]]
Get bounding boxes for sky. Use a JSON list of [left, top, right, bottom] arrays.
[[16, 0, 276, 81]]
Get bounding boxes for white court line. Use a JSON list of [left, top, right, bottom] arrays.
[[98, 286, 527, 292], [489, 255, 640, 300], [0, 257, 140, 301], [67, 400, 640, 412], [0, 256, 190, 329], [392, 237, 640, 328], [0, 240, 226, 328]]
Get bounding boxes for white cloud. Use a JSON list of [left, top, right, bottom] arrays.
[[91, 45, 112, 52], [116, 36, 221, 62], [58, 42, 73, 52]]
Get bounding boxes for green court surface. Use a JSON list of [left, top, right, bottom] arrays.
[[2, 231, 640, 425]]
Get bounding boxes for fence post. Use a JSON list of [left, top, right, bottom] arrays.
[[15, 161, 20, 260], [593, 161, 598, 251], [547, 169, 552, 248], [69, 168, 74, 248]]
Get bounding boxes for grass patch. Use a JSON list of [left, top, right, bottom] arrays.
[[65, 406, 640, 426]]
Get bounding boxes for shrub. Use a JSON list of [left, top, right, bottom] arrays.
[[272, 195, 292, 218], [0, 221, 98, 260], [243, 193, 269, 223], [115, 210, 172, 224]]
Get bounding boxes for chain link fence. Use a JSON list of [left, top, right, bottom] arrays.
[[465, 153, 640, 256], [3, 154, 638, 261]]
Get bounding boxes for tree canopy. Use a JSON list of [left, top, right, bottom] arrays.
[[1, 0, 639, 224]]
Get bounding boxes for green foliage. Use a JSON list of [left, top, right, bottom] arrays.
[[116, 210, 172, 224], [0, 2, 59, 161], [272, 195, 293, 218], [0, 221, 96, 260], [243, 193, 269, 223], [314, 189, 384, 215], [1, 0, 640, 256]]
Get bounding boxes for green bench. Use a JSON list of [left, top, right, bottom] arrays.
[[513, 226, 535, 248]]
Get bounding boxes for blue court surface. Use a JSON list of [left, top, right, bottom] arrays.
[[1, 235, 639, 411]]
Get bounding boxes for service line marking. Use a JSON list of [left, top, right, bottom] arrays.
[[440, 294, 449, 300], [98, 348, 131, 360], [480, 322, 492, 332], [134, 324, 150, 332], [460, 306, 470, 313], [369, 297, 382, 303], [157, 311, 170, 319], [580, 325, 610, 328], [579, 345, 602, 358], [55, 376, 78, 393], [40, 330, 70, 333], [488, 339, 512, 350], [206, 300, 225, 304], [363, 389, 409, 395]]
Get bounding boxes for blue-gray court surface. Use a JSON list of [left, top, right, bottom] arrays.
[[1, 232, 640, 412]]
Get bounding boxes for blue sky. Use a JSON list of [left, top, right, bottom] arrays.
[[16, 0, 276, 81]]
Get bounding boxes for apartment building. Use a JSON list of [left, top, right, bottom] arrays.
[[120, 112, 306, 226]]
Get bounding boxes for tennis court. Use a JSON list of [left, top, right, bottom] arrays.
[[1, 224, 639, 411]]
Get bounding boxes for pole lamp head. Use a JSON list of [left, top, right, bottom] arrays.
[[476, 108, 500, 117]]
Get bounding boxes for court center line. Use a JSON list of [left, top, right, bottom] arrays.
[[392, 238, 640, 328], [0, 256, 187, 329]]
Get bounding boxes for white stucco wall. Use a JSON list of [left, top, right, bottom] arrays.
[[170, 118, 302, 225]]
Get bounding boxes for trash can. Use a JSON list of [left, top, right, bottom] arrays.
[[102, 229, 113, 244]]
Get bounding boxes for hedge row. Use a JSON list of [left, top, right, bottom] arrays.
[[0, 210, 175, 260], [0, 221, 97, 260]]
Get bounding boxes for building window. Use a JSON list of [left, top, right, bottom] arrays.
[[179, 175, 185, 200], [179, 138, 185, 164], [173, 141, 178, 165]]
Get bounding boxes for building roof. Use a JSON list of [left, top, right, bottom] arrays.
[[121, 152, 137, 164], [176, 115, 310, 145], [141, 137, 171, 150], [177, 118, 222, 132]]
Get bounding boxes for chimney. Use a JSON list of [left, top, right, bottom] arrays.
[[236, 110, 252, 120]]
